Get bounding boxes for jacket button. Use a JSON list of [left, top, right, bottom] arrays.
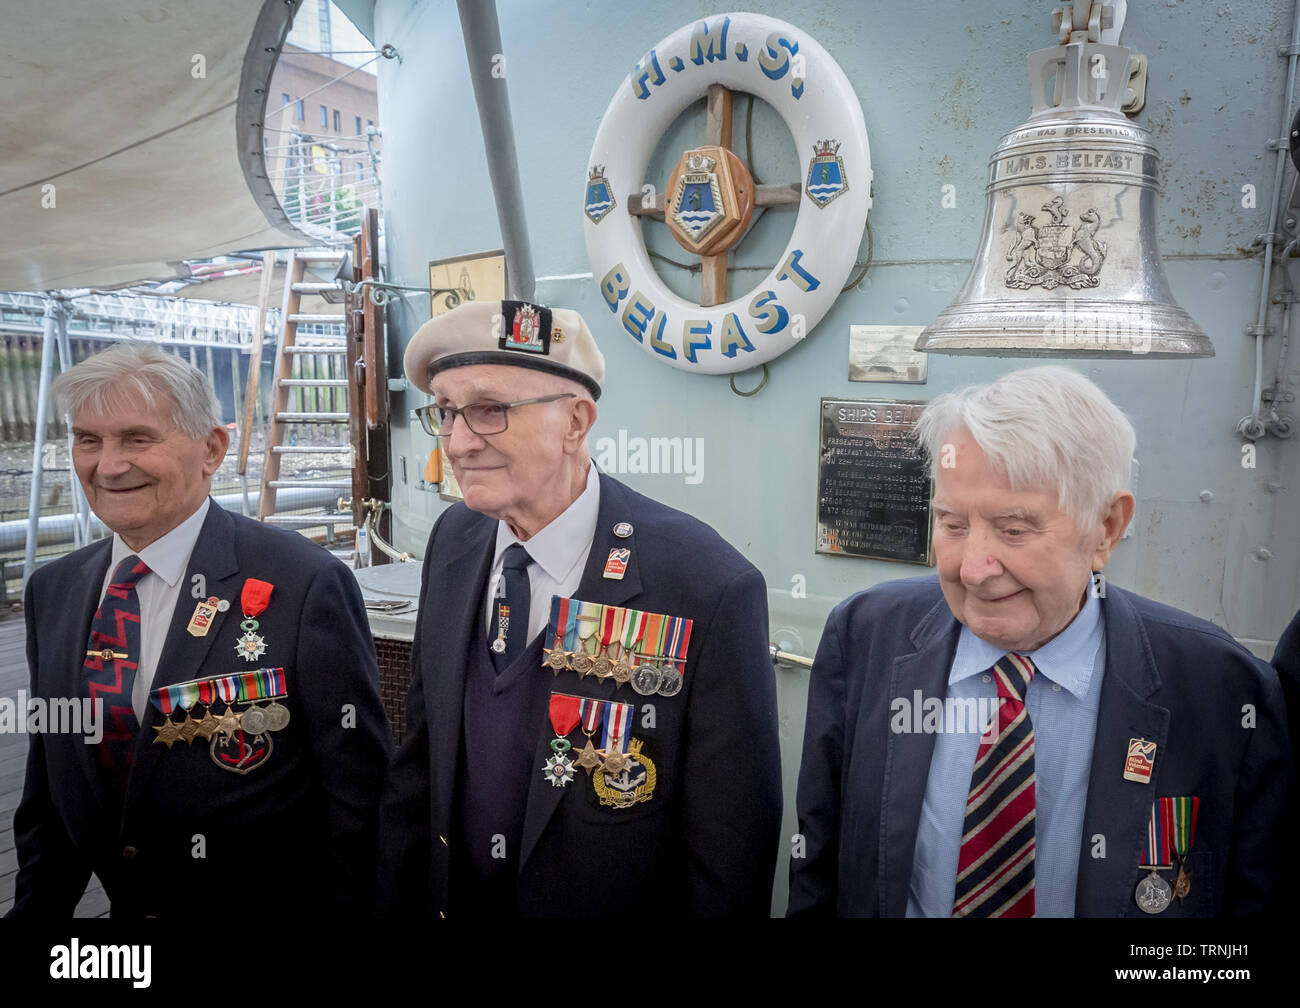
[[122, 845, 139, 859]]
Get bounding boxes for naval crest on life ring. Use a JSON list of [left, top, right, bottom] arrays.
[[805, 139, 848, 208], [584, 165, 616, 224], [1005, 195, 1108, 290]]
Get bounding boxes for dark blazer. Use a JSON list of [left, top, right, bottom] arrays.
[[9, 501, 392, 917], [377, 471, 782, 916], [788, 575, 1291, 917]]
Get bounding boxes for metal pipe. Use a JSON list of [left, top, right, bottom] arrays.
[[52, 311, 90, 550], [2, 485, 343, 554], [23, 299, 65, 588], [456, 0, 536, 301], [1247, 0, 1300, 428], [769, 643, 814, 669]]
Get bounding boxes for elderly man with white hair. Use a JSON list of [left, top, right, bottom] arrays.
[[789, 365, 1290, 918], [9, 342, 390, 918]]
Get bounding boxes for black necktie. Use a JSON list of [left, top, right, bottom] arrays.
[[490, 543, 532, 671]]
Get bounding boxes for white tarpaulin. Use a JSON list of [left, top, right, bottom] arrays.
[[0, 0, 311, 292]]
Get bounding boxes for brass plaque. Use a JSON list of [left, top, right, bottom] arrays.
[[816, 399, 933, 564], [848, 325, 928, 383]]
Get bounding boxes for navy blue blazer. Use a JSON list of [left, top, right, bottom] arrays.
[[377, 472, 782, 916], [788, 575, 1291, 917], [9, 501, 392, 917]]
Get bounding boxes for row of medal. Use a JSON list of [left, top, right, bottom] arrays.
[[1134, 795, 1200, 914], [542, 693, 637, 789], [541, 596, 693, 697], [149, 667, 291, 749]]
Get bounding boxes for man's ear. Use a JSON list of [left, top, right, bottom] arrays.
[[202, 425, 230, 477], [1091, 491, 1135, 570], [564, 398, 597, 454]]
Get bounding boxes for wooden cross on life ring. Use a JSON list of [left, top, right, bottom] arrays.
[[630, 84, 801, 307]]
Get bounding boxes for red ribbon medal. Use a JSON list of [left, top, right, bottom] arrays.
[[543, 693, 582, 788], [234, 579, 274, 663]]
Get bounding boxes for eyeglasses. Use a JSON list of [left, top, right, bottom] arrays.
[[414, 393, 576, 438]]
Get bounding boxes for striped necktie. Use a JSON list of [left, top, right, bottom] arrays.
[[83, 554, 151, 800], [952, 652, 1037, 918]]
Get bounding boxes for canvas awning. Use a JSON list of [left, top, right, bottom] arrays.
[[0, 0, 311, 293]]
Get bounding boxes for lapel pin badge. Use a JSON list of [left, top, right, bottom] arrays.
[[186, 596, 221, 638], [1123, 737, 1156, 784], [603, 548, 630, 580], [612, 522, 633, 538]]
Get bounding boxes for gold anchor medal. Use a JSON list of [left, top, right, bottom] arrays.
[[594, 738, 657, 809]]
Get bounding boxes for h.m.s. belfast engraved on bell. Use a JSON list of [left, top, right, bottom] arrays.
[[917, 5, 1212, 359]]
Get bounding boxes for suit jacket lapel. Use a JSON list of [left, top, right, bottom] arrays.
[[431, 517, 496, 839], [1074, 588, 1169, 916], [125, 501, 241, 802], [878, 598, 961, 916], [518, 473, 641, 869]]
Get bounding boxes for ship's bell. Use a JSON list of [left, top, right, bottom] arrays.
[[916, 37, 1213, 358]]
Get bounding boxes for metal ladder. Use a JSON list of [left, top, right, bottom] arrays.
[[255, 250, 353, 535]]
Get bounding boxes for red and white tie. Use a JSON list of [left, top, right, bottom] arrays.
[[952, 653, 1037, 918]]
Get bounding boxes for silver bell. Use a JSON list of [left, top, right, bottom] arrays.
[[917, 29, 1212, 359]]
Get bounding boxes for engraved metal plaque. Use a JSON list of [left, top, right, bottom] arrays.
[[816, 399, 933, 564], [848, 325, 928, 384]]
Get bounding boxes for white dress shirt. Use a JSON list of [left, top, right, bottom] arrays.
[[98, 498, 211, 721], [484, 464, 600, 644]]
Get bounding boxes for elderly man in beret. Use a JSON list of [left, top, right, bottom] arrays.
[[789, 365, 1291, 917], [377, 300, 782, 917]]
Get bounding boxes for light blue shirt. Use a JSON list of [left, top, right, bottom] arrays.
[[906, 583, 1106, 917]]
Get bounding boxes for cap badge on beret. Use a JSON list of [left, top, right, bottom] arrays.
[[500, 301, 552, 356]]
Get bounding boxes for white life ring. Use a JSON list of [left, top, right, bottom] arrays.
[[583, 12, 871, 375]]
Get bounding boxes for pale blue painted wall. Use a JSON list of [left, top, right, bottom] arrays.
[[353, 0, 1300, 912]]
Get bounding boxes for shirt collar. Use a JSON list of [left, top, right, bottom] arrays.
[[493, 464, 600, 584], [110, 497, 210, 590], [950, 575, 1104, 699]]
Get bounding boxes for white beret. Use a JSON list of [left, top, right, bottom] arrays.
[[403, 300, 606, 399]]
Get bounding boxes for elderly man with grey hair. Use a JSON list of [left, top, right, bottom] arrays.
[[9, 342, 391, 918], [789, 365, 1290, 918]]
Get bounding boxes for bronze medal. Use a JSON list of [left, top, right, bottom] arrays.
[[152, 716, 181, 748], [240, 705, 269, 736], [631, 662, 664, 696], [194, 709, 222, 741], [177, 712, 199, 744], [264, 700, 291, 732]]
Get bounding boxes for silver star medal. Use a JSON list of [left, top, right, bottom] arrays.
[[543, 752, 575, 787], [235, 618, 267, 662]]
